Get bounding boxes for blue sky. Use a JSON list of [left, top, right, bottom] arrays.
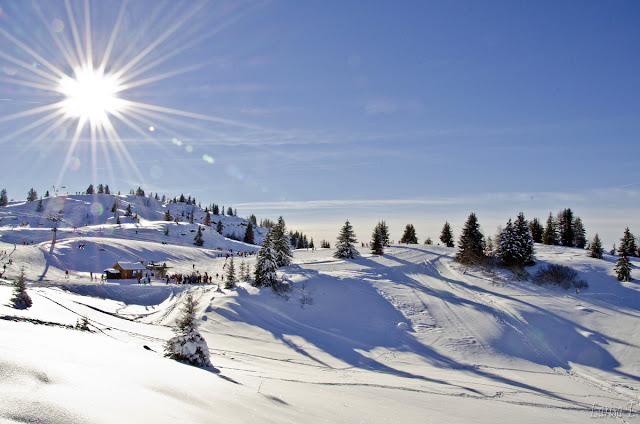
[[0, 0, 638, 247]]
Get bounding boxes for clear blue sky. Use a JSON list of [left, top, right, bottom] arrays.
[[1, 0, 639, 247]]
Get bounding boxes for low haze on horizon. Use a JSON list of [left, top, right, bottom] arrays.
[[0, 0, 638, 248]]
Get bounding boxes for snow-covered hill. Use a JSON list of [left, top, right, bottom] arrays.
[[1, 204, 639, 422]]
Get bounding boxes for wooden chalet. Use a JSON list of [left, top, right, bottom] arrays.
[[104, 261, 147, 280]]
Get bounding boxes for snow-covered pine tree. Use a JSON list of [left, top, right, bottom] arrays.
[[514, 212, 535, 265], [254, 231, 279, 287], [243, 221, 255, 244], [529, 218, 544, 243], [589, 234, 604, 259], [238, 261, 246, 282], [454, 213, 486, 265], [225, 257, 237, 289], [164, 293, 212, 368], [203, 211, 212, 227], [617, 227, 638, 257], [495, 219, 517, 266], [573, 217, 587, 248], [36, 198, 43, 212], [124, 203, 133, 217], [11, 267, 32, 309], [615, 255, 633, 282], [440, 222, 455, 247], [163, 210, 172, 221], [542, 213, 558, 245], [216, 221, 223, 234], [0, 189, 7, 206], [334, 220, 360, 259], [400, 224, 418, 244], [193, 226, 204, 246], [371, 222, 385, 255], [272, 216, 292, 267], [97, 184, 104, 194]]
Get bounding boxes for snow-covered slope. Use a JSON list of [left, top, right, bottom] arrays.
[[1, 235, 639, 423]]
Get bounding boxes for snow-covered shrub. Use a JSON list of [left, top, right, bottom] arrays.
[[164, 293, 212, 368], [11, 267, 32, 309], [533, 264, 588, 289], [75, 315, 91, 331]]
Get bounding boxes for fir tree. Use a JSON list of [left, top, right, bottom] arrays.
[[27, 188, 37, 202], [104, 185, 110, 195], [272, 216, 293, 267], [542, 213, 558, 245], [440, 222, 455, 248], [376, 220, 390, 246], [529, 218, 544, 243], [0, 188, 8, 206], [334, 220, 360, 259], [557, 208, 575, 247], [44, 191, 49, 197], [243, 221, 255, 244], [164, 293, 212, 367], [573, 217, 587, 249], [111, 201, 117, 213], [36, 198, 43, 212], [86, 184, 94, 195], [400, 224, 418, 244], [225, 257, 237, 289], [216, 221, 223, 234], [254, 231, 279, 288], [163, 210, 172, 221], [496, 213, 535, 267], [618, 228, 638, 257], [97, 184, 104, 194], [589, 234, 604, 259], [309, 238, 315, 249], [124, 203, 133, 217], [193, 226, 204, 246], [454, 213, 486, 265], [238, 261, 246, 282], [115, 213, 121, 224], [371, 222, 385, 255], [615, 255, 633, 282], [164, 225, 170, 236], [321, 240, 330, 249], [203, 211, 212, 227], [11, 267, 32, 309]]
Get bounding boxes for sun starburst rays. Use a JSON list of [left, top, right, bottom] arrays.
[[0, 1, 261, 190]]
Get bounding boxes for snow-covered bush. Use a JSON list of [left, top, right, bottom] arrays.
[[11, 267, 32, 309], [533, 264, 588, 290], [164, 293, 212, 368]]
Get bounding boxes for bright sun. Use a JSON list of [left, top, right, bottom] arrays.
[[58, 66, 126, 126]]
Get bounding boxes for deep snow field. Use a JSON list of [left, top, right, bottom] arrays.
[[1, 195, 639, 423]]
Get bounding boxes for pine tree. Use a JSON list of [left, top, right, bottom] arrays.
[[193, 226, 204, 246], [203, 211, 212, 227], [321, 240, 330, 249], [334, 220, 360, 259], [454, 213, 486, 265], [164, 293, 212, 367], [97, 184, 104, 194], [376, 220, 390, 246], [309, 238, 315, 249], [115, 213, 121, 225], [36, 198, 43, 212], [496, 213, 535, 267], [573, 217, 587, 249], [529, 218, 544, 243], [163, 210, 172, 221], [225, 257, 237, 289], [124, 203, 133, 217], [238, 261, 246, 282], [104, 185, 110, 195], [272, 216, 292, 267], [27, 188, 37, 202], [589, 234, 604, 259], [514, 212, 535, 265], [216, 221, 223, 234], [542, 213, 558, 245], [371, 222, 385, 255], [440, 222, 455, 248], [11, 267, 32, 309], [111, 201, 117, 213], [243, 221, 255, 244], [557, 208, 575, 247], [617, 228, 638, 257], [164, 225, 170, 236], [86, 184, 94, 195], [615, 255, 633, 282], [254, 231, 279, 288], [400, 224, 418, 244], [0, 189, 8, 206]]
